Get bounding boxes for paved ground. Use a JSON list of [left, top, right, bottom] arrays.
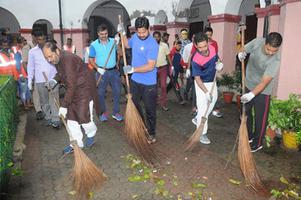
[[6, 91, 301, 200]]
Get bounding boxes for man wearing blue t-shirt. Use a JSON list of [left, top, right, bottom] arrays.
[[119, 16, 159, 143], [89, 24, 123, 122]]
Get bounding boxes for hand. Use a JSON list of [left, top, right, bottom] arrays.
[[114, 34, 120, 45], [238, 51, 247, 61], [44, 79, 57, 90], [241, 92, 255, 103], [185, 69, 191, 78], [97, 67, 105, 75], [123, 65, 134, 74], [215, 62, 223, 72], [28, 81, 33, 91], [58, 107, 67, 118], [205, 92, 212, 103], [117, 23, 125, 35], [170, 66, 175, 76]]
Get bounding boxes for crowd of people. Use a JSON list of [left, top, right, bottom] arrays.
[[0, 16, 282, 154]]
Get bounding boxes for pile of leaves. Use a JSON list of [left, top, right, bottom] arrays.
[[271, 176, 301, 199], [124, 154, 211, 200]]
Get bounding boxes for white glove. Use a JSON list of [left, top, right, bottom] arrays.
[[123, 65, 134, 74], [185, 69, 191, 78], [170, 66, 175, 76], [114, 34, 120, 45], [97, 67, 105, 75], [205, 92, 212, 103], [58, 107, 67, 118], [117, 23, 126, 35], [28, 81, 33, 91], [215, 62, 223, 72], [241, 92, 255, 103], [44, 79, 57, 90], [238, 51, 247, 61]]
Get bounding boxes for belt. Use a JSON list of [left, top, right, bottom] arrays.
[[99, 66, 116, 71], [158, 64, 168, 69]]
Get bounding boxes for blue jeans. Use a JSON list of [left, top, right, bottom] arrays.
[[18, 77, 31, 103], [96, 69, 121, 115]]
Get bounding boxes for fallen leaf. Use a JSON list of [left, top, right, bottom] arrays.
[[229, 178, 241, 185], [68, 190, 76, 195]]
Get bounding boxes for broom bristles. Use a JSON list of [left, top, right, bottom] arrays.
[[238, 114, 264, 191], [124, 94, 157, 164], [184, 117, 206, 151], [72, 144, 107, 199]]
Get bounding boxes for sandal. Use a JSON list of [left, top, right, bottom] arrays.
[[147, 135, 156, 144]]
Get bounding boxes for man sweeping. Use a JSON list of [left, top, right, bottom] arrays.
[[42, 41, 98, 155], [119, 16, 159, 144], [191, 32, 223, 145], [238, 32, 282, 152]]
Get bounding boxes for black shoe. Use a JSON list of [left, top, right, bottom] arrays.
[[36, 111, 45, 120], [250, 143, 263, 153]]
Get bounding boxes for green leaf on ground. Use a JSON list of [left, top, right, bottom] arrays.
[[229, 178, 241, 185], [132, 194, 140, 199], [191, 183, 207, 189], [88, 192, 93, 199], [156, 179, 165, 186], [280, 176, 289, 185]]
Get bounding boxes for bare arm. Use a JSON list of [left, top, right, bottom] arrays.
[[133, 60, 156, 73], [195, 76, 209, 93], [250, 76, 273, 95], [89, 57, 98, 71]]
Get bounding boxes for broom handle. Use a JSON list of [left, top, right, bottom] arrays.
[[96, 41, 116, 86], [119, 15, 131, 93], [42, 72, 76, 142], [203, 72, 218, 117], [240, 25, 247, 115]]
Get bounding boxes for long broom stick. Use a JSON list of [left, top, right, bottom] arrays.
[[237, 25, 264, 191], [184, 73, 217, 151], [118, 15, 157, 164], [42, 72, 106, 199], [95, 41, 116, 87]]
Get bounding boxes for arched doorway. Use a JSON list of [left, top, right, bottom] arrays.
[[239, 0, 259, 43], [82, 0, 130, 40], [0, 7, 20, 33], [188, 0, 211, 39], [0, 7, 20, 44], [32, 19, 53, 40]]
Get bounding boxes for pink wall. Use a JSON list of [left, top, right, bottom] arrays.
[[256, 18, 264, 37], [52, 29, 89, 58], [269, 15, 280, 33], [208, 14, 241, 73], [276, 0, 301, 99]]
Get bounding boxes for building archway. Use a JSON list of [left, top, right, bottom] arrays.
[[82, 0, 130, 40], [0, 7, 20, 33], [188, 0, 211, 39], [32, 19, 53, 40]]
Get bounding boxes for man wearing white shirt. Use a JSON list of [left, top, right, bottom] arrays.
[[27, 30, 60, 128]]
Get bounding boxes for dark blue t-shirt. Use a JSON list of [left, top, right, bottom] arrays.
[[191, 45, 218, 82], [129, 33, 159, 85]]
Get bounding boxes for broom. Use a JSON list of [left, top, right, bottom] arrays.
[[184, 73, 217, 151], [118, 15, 157, 164], [42, 72, 107, 199], [237, 25, 264, 191], [95, 41, 116, 86]]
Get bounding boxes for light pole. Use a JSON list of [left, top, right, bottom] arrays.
[[58, 0, 64, 48]]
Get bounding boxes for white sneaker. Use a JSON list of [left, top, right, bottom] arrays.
[[192, 117, 197, 125], [200, 134, 211, 144]]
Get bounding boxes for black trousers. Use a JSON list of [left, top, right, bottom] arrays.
[[184, 76, 196, 107], [130, 80, 157, 136], [245, 88, 271, 147], [166, 73, 183, 102]]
